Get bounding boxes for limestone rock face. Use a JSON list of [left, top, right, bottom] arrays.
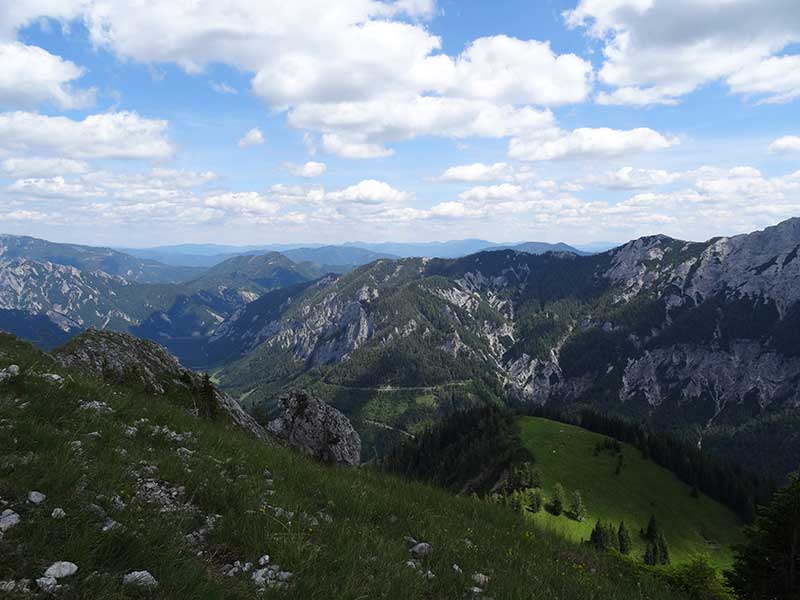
[[267, 391, 361, 466], [53, 330, 269, 442]]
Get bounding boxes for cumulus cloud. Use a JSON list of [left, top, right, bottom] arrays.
[[238, 127, 265, 148], [286, 161, 327, 178], [292, 95, 555, 158], [433, 162, 534, 183], [509, 127, 678, 161], [0, 111, 175, 160], [582, 166, 681, 190], [204, 191, 279, 215], [325, 179, 411, 205], [769, 135, 800, 154], [0, 41, 95, 109], [445, 35, 593, 106], [565, 0, 800, 105], [1, 1, 599, 158], [1, 157, 90, 178]]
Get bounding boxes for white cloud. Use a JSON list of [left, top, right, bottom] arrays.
[[1, 157, 90, 178], [446, 35, 593, 106], [287, 161, 327, 178], [238, 127, 265, 148], [458, 183, 523, 202], [582, 166, 681, 190], [5, 168, 218, 201], [2, 1, 592, 159], [325, 179, 411, 205], [7, 176, 105, 198], [0, 41, 95, 109], [0, 111, 175, 160], [321, 134, 394, 159], [727, 54, 800, 104], [204, 191, 279, 215], [565, 0, 800, 105], [291, 95, 554, 158], [770, 135, 800, 154], [509, 127, 678, 161], [433, 162, 534, 183], [210, 81, 237, 95]]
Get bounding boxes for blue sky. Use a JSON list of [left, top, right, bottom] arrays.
[[0, 0, 799, 247]]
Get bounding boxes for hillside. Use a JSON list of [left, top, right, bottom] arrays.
[[517, 417, 743, 567], [0, 333, 689, 599], [0, 235, 203, 284]]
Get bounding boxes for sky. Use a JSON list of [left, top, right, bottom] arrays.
[[0, 0, 799, 248]]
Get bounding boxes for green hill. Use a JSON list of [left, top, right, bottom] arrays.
[[518, 417, 743, 567], [0, 333, 695, 599]]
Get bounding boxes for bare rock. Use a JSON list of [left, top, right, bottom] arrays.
[[44, 562, 78, 578], [267, 390, 361, 466], [122, 571, 158, 591]]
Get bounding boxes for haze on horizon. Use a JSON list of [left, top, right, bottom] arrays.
[[0, 0, 799, 247]]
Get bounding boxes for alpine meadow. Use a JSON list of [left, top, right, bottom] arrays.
[[1, 1, 800, 599]]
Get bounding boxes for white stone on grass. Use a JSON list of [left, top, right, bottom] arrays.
[[122, 571, 158, 591], [0, 509, 20, 532], [36, 577, 58, 594], [51, 508, 66, 519], [28, 491, 46, 504], [44, 562, 78, 578]]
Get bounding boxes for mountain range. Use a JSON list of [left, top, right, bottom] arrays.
[[1, 219, 799, 480]]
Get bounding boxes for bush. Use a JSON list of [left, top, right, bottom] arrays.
[[548, 483, 566, 516], [662, 558, 735, 600]]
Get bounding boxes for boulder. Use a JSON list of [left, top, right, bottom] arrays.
[[44, 562, 78, 579], [122, 570, 158, 591], [267, 390, 361, 466]]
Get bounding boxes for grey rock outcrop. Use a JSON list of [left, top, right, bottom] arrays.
[[267, 390, 361, 466], [53, 330, 269, 442]]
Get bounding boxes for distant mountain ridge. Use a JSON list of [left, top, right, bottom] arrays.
[[119, 239, 590, 267], [1, 234, 203, 283]]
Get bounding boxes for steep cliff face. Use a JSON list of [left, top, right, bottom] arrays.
[[0, 258, 150, 331]]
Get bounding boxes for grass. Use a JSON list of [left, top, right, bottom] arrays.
[[0, 333, 692, 599], [518, 417, 743, 568]]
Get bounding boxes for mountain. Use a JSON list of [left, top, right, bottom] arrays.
[[213, 218, 800, 479], [133, 256, 320, 366], [0, 244, 318, 363], [0, 331, 705, 599], [280, 246, 397, 272], [119, 243, 324, 267], [341, 239, 587, 258], [490, 241, 588, 255], [1, 234, 204, 283], [343, 239, 497, 258]]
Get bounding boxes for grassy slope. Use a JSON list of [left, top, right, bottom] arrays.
[[518, 417, 743, 568], [0, 334, 688, 600]]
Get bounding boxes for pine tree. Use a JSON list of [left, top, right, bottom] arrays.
[[643, 543, 657, 566], [646, 514, 659, 542], [569, 490, 587, 522], [549, 483, 565, 516], [589, 520, 606, 549], [618, 521, 632, 555], [728, 472, 800, 599], [589, 521, 618, 550], [655, 532, 670, 565], [198, 373, 217, 419]]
